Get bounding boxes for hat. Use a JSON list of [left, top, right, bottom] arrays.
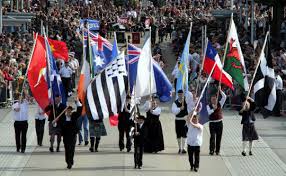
[[137, 115, 146, 120], [177, 89, 183, 93]]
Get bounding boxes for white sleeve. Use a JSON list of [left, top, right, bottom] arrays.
[[207, 105, 214, 115], [171, 103, 180, 115], [12, 103, 19, 111], [143, 101, 150, 112], [151, 107, 161, 116], [219, 90, 227, 107]]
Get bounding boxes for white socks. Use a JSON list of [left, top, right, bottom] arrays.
[[177, 138, 182, 150], [182, 138, 186, 150], [249, 141, 253, 152], [242, 141, 247, 152]]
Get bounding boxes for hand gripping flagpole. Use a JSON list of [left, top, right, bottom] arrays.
[[216, 13, 234, 105], [242, 31, 269, 110], [20, 32, 38, 98], [190, 62, 217, 120]]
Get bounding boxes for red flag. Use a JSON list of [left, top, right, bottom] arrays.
[[27, 35, 50, 111], [36, 35, 69, 62], [109, 114, 119, 126], [48, 39, 69, 61]]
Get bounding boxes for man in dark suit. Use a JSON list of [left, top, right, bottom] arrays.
[[118, 95, 132, 152], [133, 115, 147, 169], [58, 99, 82, 169], [45, 95, 66, 152]]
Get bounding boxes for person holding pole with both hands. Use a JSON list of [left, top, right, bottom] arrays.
[[51, 97, 82, 169], [207, 86, 226, 156]]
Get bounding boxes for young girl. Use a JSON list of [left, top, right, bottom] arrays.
[[239, 96, 258, 156], [186, 112, 203, 172]]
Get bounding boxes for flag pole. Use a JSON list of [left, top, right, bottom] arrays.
[[243, 31, 269, 108], [20, 32, 38, 98], [43, 26, 57, 122], [195, 28, 208, 97], [149, 26, 153, 100], [191, 62, 217, 118], [126, 40, 130, 96], [216, 13, 233, 104]]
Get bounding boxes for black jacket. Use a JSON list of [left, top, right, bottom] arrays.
[[60, 106, 82, 137], [45, 103, 67, 122], [239, 100, 256, 125], [134, 123, 148, 147]]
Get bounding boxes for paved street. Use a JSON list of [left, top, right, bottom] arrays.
[[0, 105, 286, 176]]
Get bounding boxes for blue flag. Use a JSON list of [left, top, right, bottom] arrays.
[[44, 35, 66, 105], [199, 87, 209, 125], [176, 26, 192, 94]]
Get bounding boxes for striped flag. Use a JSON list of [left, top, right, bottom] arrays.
[[86, 51, 128, 120], [253, 33, 276, 113]]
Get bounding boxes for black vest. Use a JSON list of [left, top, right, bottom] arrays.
[[175, 99, 188, 118]]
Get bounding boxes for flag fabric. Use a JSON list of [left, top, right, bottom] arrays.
[[37, 35, 69, 62], [48, 38, 69, 61], [127, 43, 141, 93], [78, 31, 91, 115], [88, 31, 113, 75], [176, 26, 192, 94], [27, 35, 50, 111], [253, 34, 276, 111], [204, 41, 234, 90], [44, 35, 67, 105], [199, 86, 209, 125], [224, 18, 248, 91], [134, 36, 156, 98], [127, 43, 172, 102], [86, 51, 128, 120]]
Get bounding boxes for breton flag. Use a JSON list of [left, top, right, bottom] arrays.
[[86, 51, 128, 120], [203, 41, 234, 90], [134, 36, 156, 98], [253, 33, 276, 112]]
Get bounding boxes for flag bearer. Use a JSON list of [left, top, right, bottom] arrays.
[[207, 87, 226, 155], [35, 104, 46, 146], [57, 99, 82, 169]]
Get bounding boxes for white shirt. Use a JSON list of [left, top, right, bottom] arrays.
[[187, 123, 203, 146], [276, 75, 283, 90], [143, 101, 161, 116], [59, 65, 73, 78], [207, 90, 227, 116], [35, 106, 46, 120], [171, 91, 193, 120], [12, 100, 29, 121]]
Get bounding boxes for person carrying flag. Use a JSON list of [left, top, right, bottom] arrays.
[[207, 86, 226, 155]]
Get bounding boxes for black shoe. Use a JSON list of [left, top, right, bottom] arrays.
[[216, 152, 220, 155], [56, 147, 60, 152], [249, 151, 253, 156], [17, 149, 20, 152], [194, 168, 198, 172], [138, 166, 141, 169], [178, 149, 181, 154], [89, 148, 94, 152], [190, 166, 194, 171], [78, 143, 81, 146], [21, 150, 25, 153], [181, 149, 187, 154], [120, 148, 124, 151], [242, 151, 246, 156], [134, 165, 137, 169], [67, 164, 72, 169], [209, 151, 214, 155], [85, 141, 89, 146], [49, 147, 54, 152], [94, 149, 98, 152], [127, 148, 131, 152]]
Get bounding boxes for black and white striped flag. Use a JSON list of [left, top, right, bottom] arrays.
[[86, 51, 128, 120], [253, 34, 276, 112]]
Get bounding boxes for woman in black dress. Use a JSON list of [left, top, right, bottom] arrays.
[[239, 96, 259, 156], [143, 96, 164, 153]]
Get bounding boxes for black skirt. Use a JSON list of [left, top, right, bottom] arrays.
[[144, 116, 165, 153], [242, 123, 258, 141]]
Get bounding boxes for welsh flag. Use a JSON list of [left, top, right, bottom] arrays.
[[224, 18, 249, 91]]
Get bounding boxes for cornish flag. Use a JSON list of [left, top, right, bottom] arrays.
[[86, 51, 128, 120], [253, 34, 276, 112]]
